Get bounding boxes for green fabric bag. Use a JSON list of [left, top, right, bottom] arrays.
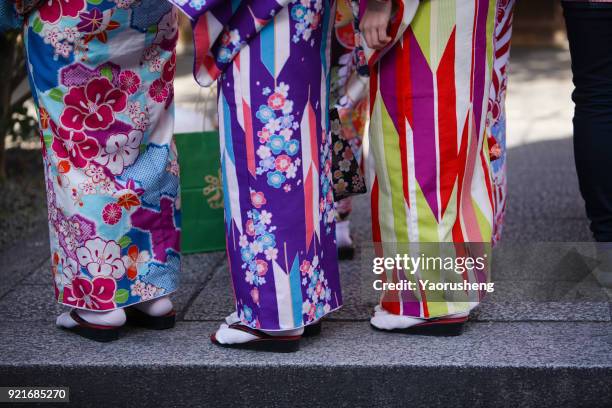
[[175, 131, 225, 254]]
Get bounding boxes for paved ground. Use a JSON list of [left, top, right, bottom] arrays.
[[0, 47, 611, 407]]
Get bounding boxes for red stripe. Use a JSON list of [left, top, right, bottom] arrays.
[[304, 168, 314, 251], [481, 145, 494, 208], [203, 56, 221, 81], [452, 115, 470, 243], [497, 10, 513, 40], [243, 100, 256, 177], [496, 42, 510, 58], [193, 17, 209, 70], [414, 316, 468, 327], [437, 28, 458, 218], [371, 177, 381, 243], [398, 31, 411, 207], [308, 105, 319, 170], [235, 54, 256, 177], [193, 17, 221, 82]]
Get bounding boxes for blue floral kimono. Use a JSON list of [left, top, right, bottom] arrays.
[[21, 0, 182, 311]]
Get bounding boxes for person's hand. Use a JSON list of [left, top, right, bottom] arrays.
[[359, 0, 393, 50]]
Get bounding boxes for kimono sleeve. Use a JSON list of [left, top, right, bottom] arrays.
[[355, 0, 420, 67]]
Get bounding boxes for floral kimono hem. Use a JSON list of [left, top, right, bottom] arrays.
[[26, 1, 181, 312], [173, 0, 343, 330]]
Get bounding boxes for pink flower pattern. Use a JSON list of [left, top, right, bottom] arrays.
[[148, 78, 169, 103], [102, 203, 122, 225], [39, 0, 86, 24], [31, 1, 181, 312], [50, 121, 100, 169], [63, 276, 116, 310], [119, 70, 141, 95], [60, 77, 128, 131]]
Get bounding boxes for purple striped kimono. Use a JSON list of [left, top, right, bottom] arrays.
[[171, 0, 343, 330]]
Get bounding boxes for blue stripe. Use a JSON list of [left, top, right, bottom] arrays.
[[260, 20, 275, 77], [221, 155, 232, 231], [319, 0, 331, 74], [222, 94, 235, 164], [320, 0, 332, 130], [290, 255, 303, 326]]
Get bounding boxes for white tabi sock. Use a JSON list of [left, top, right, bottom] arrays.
[[370, 305, 425, 330], [56, 308, 126, 328], [370, 305, 469, 331], [133, 296, 174, 317], [336, 220, 353, 248], [214, 312, 304, 344]]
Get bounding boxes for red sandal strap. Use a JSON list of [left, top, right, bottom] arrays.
[[416, 316, 468, 327], [69, 309, 120, 331], [227, 323, 301, 341]]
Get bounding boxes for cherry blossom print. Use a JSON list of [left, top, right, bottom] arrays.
[[53, 255, 79, 288], [43, 27, 64, 46], [149, 78, 169, 103], [95, 130, 143, 175], [98, 178, 115, 195], [245, 219, 256, 236], [54, 42, 73, 58], [76, 238, 126, 279], [102, 203, 122, 225], [130, 279, 145, 297], [85, 164, 106, 183], [255, 259, 268, 276], [250, 191, 267, 209], [267, 92, 286, 110], [63, 26, 80, 42], [300, 260, 312, 275], [140, 283, 163, 301], [119, 70, 141, 95], [274, 155, 292, 172], [79, 181, 97, 195]]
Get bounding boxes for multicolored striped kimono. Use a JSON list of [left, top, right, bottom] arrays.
[[172, 0, 342, 330], [24, 1, 181, 311], [364, 0, 515, 318]]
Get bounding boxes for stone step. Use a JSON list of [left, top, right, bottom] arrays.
[[1, 321, 610, 407]]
